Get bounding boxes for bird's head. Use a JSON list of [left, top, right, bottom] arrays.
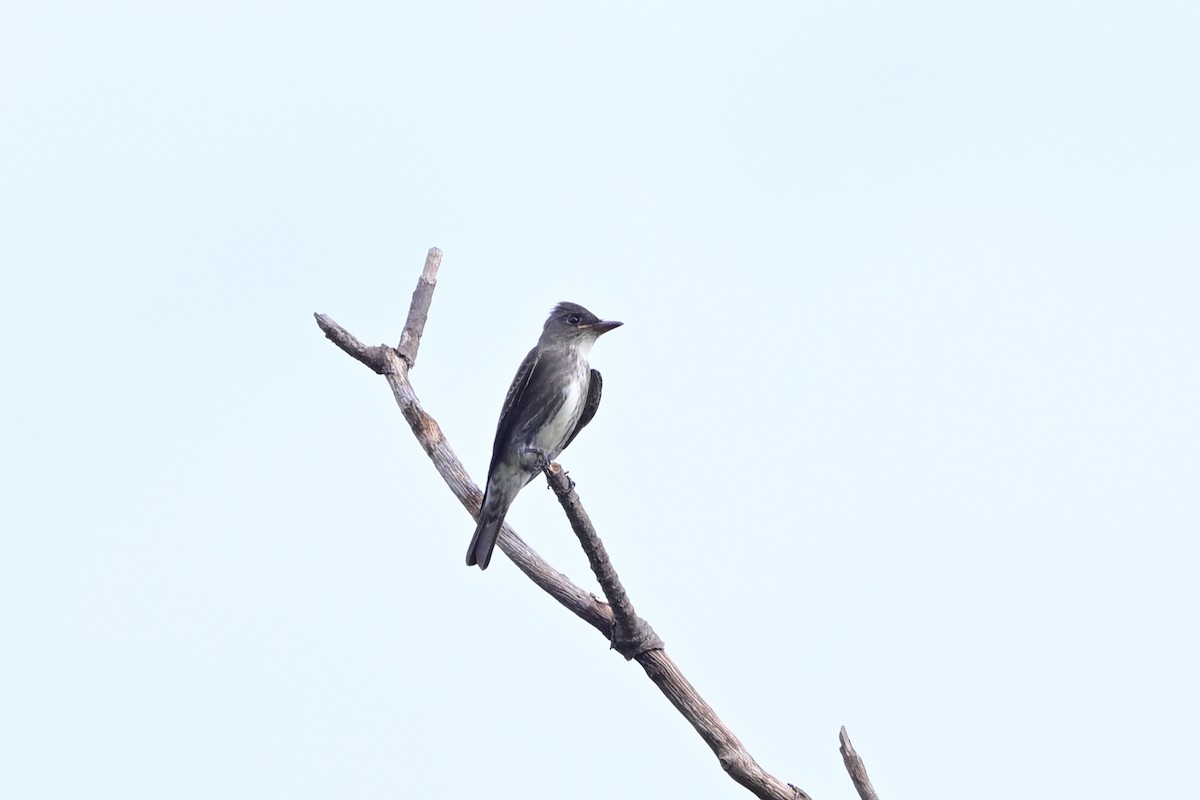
[[540, 302, 622, 347]]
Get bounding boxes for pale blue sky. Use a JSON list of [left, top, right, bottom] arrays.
[[2, 3, 1197, 798]]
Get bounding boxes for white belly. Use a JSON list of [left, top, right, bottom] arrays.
[[532, 379, 584, 457]]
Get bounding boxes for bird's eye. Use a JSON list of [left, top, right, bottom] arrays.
[[567, 314, 581, 325]]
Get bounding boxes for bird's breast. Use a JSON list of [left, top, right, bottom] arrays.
[[531, 370, 587, 457]]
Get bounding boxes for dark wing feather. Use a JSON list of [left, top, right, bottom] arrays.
[[563, 368, 602, 451], [486, 346, 541, 479]]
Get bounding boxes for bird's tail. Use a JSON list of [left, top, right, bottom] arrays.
[[466, 511, 503, 570]]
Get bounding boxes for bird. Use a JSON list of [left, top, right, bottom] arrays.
[[466, 302, 622, 569]]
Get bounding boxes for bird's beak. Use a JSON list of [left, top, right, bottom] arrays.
[[585, 320, 623, 334]]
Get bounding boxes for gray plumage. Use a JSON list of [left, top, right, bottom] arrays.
[[466, 302, 622, 569]]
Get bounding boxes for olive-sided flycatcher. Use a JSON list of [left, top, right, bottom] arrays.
[[466, 302, 622, 569]]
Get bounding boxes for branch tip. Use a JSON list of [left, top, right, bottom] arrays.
[[838, 726, 881, 800], [422, 247, 443, 281], [397, 247, 442, 366]]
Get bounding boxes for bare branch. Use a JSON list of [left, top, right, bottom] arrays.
[[541, 464, 806, 800], [641, 651, 813, 800], [372, 345, 612, 633], [317, 264, 613, 635], [544, 464, 662, 659], [314, 249, 878, 800], [839, 727, 880, 800], [397, 247, 441, 366], [314, 313, 389, 374]]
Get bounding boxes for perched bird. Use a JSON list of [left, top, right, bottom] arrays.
[[466, 302, 622, 569]]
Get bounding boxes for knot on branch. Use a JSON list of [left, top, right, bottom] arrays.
[[718, 749, 760, 777], [612, 615, 664, 660]]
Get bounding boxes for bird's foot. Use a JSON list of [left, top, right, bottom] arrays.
[[520, 446, 553, 472]]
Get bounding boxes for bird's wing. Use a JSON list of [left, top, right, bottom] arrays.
[[486, 346, 541, 478], [563, 368, 603, 451]]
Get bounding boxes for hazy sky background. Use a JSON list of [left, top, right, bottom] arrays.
[[2, 2, 1197, 798]]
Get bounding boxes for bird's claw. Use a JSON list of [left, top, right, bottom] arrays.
[[520, 446, 553, 472]]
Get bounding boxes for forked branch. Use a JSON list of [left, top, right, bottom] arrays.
[[315, 247, 881, 800]]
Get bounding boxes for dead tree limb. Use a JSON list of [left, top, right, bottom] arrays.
[[315, 247, 881, 800], [840, 727, 881, 800]]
